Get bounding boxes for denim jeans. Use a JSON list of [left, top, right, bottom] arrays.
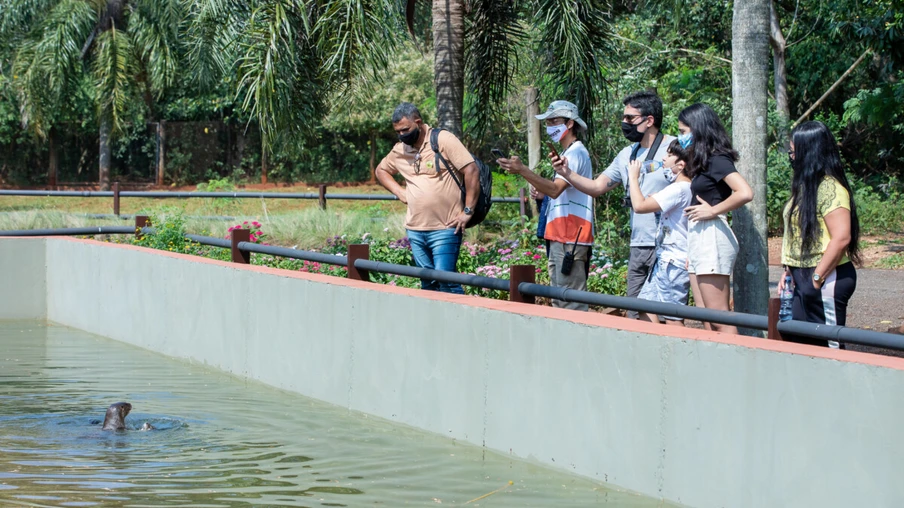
[[406, 228, 464, 294]]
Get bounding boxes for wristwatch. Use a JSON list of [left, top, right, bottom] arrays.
[[463, 206, 473, 215], [813, 272, 824, 287]]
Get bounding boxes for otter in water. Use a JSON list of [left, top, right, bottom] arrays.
[[98, 402, 154, 431], [102, 402, 132, 430]]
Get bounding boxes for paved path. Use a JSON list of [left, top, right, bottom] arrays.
[[768, 266, 904, 356]]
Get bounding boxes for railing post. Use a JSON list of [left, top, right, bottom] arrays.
[[113, 182, 120, 216], [767, 297, 784, 341], [347, 244, 370, 281], [231, 228, 251, 264], [135, 215, 148, 239], [509, 264, 535, 304], [319, 184, 327, 210]]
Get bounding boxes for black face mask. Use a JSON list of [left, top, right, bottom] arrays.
[[398, 127, 420, 147], [621, 121, 645, 142]]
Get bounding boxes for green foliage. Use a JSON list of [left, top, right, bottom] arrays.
[[876, 253, 904, 270], [132, 208, 194, 253]]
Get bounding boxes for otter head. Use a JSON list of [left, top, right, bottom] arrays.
[[102, 402, 132, 431]]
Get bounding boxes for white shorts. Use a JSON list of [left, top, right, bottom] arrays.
[[687, 215, 738, 276]]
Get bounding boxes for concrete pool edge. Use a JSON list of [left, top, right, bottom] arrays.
[[3, 236, 903, 508]]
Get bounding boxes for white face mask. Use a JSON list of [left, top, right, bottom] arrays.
[[662, 166, 683, 183], [546, 124, 567, 143]]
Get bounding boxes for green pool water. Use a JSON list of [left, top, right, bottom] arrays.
[[0, 321, 675, 507]]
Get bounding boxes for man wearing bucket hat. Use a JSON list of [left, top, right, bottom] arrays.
[[553, 90, 675, 319], [497, 100, 594, 311]]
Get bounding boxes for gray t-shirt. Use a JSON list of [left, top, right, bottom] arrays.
[[601, 135, 676, 247]]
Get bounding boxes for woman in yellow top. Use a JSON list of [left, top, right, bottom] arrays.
[[779, 121, 861, 348]]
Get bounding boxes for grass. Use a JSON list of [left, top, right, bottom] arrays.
[[876, 252, 904, 270], [0, 184, 409, 218], [0, 207, 499, 250]]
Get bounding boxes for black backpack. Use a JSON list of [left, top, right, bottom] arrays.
[[430, 128, 493, 228]]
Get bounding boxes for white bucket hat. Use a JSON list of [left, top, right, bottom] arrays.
[[536, 100, 588, 130]]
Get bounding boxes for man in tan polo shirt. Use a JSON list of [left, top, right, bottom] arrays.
[[375, 103, 479, 294]]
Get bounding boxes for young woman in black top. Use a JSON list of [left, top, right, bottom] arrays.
[[679, 103, 753, 334]]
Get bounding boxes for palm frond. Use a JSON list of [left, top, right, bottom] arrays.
[[92, 26, 138, 135], [11, 0, 97, 136], [536, 0, 611, 135], [0, 0, 58, 37], [235, 0, 324, 144], [314, 0, 404, 91], [185, 0, 249, 90], [130, 0, 187, 95], [463, 0, 525, 140]]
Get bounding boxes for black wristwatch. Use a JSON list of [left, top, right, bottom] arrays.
[[463, 206, 473, 215]]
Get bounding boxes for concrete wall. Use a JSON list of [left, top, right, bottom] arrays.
[[0, 238, 45, 319], [5, 236, 904, 507]]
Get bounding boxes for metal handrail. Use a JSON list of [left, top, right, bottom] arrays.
[[354, 259, 510, 291], [0, 189, 522, 203], [777, 320, 904, 350], [238, 242, 348, 266], [517, 282, 769, 330], [2, 225, 903, 351], [0, 226, 137, 236]]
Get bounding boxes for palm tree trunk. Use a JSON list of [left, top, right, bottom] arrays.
[[432, 0, 465, 135], [99, 117, 112, 190], [731, 0, 770, 332]]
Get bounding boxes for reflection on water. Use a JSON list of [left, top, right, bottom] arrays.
[[0, 322, 671, 507]]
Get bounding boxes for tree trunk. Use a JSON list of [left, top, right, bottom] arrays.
[[99, 117, 112, 190], [770, 0, 790, 147], [526, 86, 541, 217], [261, 130, 268, 185], [432, 0, 465, 135], [368, 130, 377, 184], [731, 0, 770, 334], [156, 121, 166, 186], [48, 127, 58, 188]]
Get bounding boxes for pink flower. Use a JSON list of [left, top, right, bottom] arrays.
[[533, 254, 541, 260], [252, 221, 261, 227], [243, 221, 249, 225]]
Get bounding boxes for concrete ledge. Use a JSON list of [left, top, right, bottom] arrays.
[[4, 236, 904, 508]]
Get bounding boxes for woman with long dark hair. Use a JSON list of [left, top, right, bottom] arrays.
[[679, 103, 753, 334], [779, 121, 860, 348]]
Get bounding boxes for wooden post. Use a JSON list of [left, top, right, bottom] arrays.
[[319, 184, 327, 210], [135, 215, 149, 239], [347, 244, 370, 281], [231, 228, 251, 264], [112, 182, 120, 216], [767, 297, 784, 341], [509, 264, 535, 304], [48, 127, 58, 188], [156, 121, 165, 186]]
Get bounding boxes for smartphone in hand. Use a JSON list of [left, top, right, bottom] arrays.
[[491, 148, 507, 159], [544, 140, 559, 158]]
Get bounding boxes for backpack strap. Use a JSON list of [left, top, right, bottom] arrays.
[[431, 128, 465, 193]]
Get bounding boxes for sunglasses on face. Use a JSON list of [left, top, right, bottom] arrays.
[[622, 114, 649, 123]]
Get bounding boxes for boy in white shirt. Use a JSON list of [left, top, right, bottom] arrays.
[[626, 140, 693, 326]]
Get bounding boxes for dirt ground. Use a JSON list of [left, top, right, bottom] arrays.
[[767, 234, 904, 268]]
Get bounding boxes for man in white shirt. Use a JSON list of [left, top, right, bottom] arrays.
[[553, 91, 674, 318]]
